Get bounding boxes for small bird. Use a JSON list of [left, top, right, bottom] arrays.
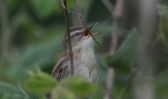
[[51, 24, 98, 83]]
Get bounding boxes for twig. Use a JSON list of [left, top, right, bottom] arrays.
[[101, 0, 125, 55], [102, 0, 114, 14], [0, 0, 11, 59], [62, 0, 74, 75], [104, 68, 114, 99], [101, 0, 126, 99], [111, 0, 125, 55]]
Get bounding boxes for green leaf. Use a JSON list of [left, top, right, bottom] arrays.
[[158, 5, 168, 17], [160, 14, 168, 47], [52, 88, 75, 99], [67, 0, 74, 10], [155, 70, 168, 99], [0, 82, 29, 99], [60, 76, 97, 97], [106, 29, 137, 68], [24, 70, 56, 95], [6, 35, 63, 80], [6, 0, 19, 11], [158, 4, 168, 47], [30, 0, 58, 19], [51, 76, 97, 99]]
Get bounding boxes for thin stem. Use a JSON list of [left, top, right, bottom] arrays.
[[101, 0, 126, 99], [0, 0, 11, 59], [62, 0, 74, 75], [101, 0, 125, 55], [102, 0, 114, 14], [104, 68, 114, 99]]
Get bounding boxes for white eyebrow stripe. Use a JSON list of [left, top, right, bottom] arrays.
[[70, 29, 85, 36], [64, 28, 85, 43]]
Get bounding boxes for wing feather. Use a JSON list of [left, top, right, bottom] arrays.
[[51, 56, 70, 81]]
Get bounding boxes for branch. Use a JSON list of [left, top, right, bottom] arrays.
[[101, 0, 126, 99], [0, 0, 12, 59], [101, 0, 126, 55], [62, 0, 74, 75], [111, 0, 125, 55], [133, 0, 158, 99], [104, 68, 114, 99], [102, 0, 114, 15]]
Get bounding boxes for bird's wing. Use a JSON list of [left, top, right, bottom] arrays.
[[51, 56, 70, 81]]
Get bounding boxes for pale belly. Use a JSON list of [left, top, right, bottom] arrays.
[[73, 54, 98, 83], [72, 41, 98, 83], [74, 65, 97, 83]]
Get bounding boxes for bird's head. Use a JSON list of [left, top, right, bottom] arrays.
[[63, 24, 99, 49]]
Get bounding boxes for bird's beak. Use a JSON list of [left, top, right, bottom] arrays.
[[88, 23, 102, 36], [93, 32, 102, 36], [88, 23, 98, 31]]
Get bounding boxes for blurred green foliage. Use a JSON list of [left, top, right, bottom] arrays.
[[0, 0, 168, 99], [0, 82, 29, 99], [24, 69, 96, 99], [24, 69, 56, 95], [30, 0, 58, 19]]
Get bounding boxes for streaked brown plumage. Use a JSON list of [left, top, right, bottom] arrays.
[[51, 25, 98, 83]]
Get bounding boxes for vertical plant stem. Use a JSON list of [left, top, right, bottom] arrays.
[[62, 0, 74, 75], [104, 68, 114, 99], [101, 0, 126, 98], [111, 0, 125, 55], [0, 0, 11, 58], [133, 0, 158, 99]]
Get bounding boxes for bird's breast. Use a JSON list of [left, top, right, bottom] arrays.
[[73, 48, 97, 83]]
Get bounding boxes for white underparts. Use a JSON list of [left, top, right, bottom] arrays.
[[72, 37, 97, 83]]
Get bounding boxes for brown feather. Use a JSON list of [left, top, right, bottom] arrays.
[[51, 55, 70, 81]]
